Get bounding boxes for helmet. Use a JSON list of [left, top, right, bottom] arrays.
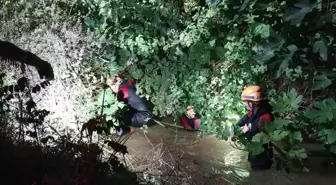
[[185, 105, 195, 118], [241, 86, 263, 102]]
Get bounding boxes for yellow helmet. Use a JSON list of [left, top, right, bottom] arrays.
[[241, 86, 263, 102], [185, 106, 195, 118], [186, 105, 192, 109]]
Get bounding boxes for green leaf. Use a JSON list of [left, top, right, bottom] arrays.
[[254, 23, 270, 38], [209, 39, 216, 47], [84, 17, 95, 29], [312, 75, 332, 90], [270, 89, 302, 113], [304, 98, 336, 123], [318, 128, 330, 137], [267, 119, 289, 132], [246, 143, 265, 155], [273, 119, 290, 129], [276, 60, 289, 79], [215, 46, 226, 60], [95, 88, 125, 121], [271, 130, 289, 141], [313, 40, 328, 61], [288, 148, 308, 159], [118, 48, 131, 65], [97, 88, 115, 104], [283, 2, 315, 25], [293, 131, 303, 142], [288, 89, 302, 110], [287, 44, 298, 53], [253, 42, 280, 63], [189, 42, 211, 64], [317, 129, 336, 145], [330, 145, 336, 154], [274, 43, 297, 78], [252, 132, 270, 144], [128, 65, 144, 79], [326, 130, 336, 144], [325, 13, 336, 23]]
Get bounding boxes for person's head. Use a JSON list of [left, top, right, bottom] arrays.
[[106, 73, 124, 93], [241, 85, 263, 112], [185, 105, 196, 119]]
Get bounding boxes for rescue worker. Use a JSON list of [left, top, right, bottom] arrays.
[[179, 106, 200, 131], [106, 73, 153, 136], [233, 85, 274, 171]]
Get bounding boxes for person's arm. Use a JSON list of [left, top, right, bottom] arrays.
[[231, 114, 249, 139], [236, 114, 249, 127]]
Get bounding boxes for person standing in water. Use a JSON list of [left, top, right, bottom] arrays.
[[179, 106, 200, 131], [106, 73, 153, 136], [233, 85, 274, 171]]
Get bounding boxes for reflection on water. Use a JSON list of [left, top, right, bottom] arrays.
[[124, 117, 336, 185]]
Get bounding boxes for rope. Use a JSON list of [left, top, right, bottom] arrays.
[[151, 119, 200, 135], [159, 120, 200, 131], [151, 119, 184, 133], [152, 119, 184, 129]]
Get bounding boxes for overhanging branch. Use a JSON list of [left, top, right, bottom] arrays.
[[0, 40, 54, 81]]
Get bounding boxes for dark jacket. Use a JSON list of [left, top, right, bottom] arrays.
[[117, 80, 150, 113], [236, 100, 274, 170]]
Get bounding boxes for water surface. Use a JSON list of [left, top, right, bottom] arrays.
[[124, 117, 336, 185]]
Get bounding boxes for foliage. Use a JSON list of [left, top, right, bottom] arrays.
[[0, 0, 77, 37], [0, 71, 142, 184], [0, 1, 274, 184], [70, 0, 336, 172], [304, 98, 336, 154], [312, 75, 333, 90], [0, 126, 139, 185], [95, 88, 125, 122], [3, 0, 336, 176]]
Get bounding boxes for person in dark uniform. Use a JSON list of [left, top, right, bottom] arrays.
[[232, 85, 274, 171], [106, 73, 153, 136], [179, 106, 200, 131]]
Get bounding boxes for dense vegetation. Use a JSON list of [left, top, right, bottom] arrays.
[[78, 0, 336, 171], [1, 0, 336, 183]]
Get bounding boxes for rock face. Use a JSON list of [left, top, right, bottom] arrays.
[[0, 20, 102, 142]]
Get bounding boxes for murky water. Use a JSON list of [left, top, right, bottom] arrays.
[[124, 117, 336, 185]]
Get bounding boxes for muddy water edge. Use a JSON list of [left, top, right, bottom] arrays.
[[123, 117, 336, 185]]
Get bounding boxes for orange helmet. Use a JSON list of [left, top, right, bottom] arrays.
[[241, 86, 263, 102]]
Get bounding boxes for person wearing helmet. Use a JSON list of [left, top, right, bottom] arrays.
[[106, 73, 153, 136], [179, 106, 200, 131], [234, 85, 274, 171]]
